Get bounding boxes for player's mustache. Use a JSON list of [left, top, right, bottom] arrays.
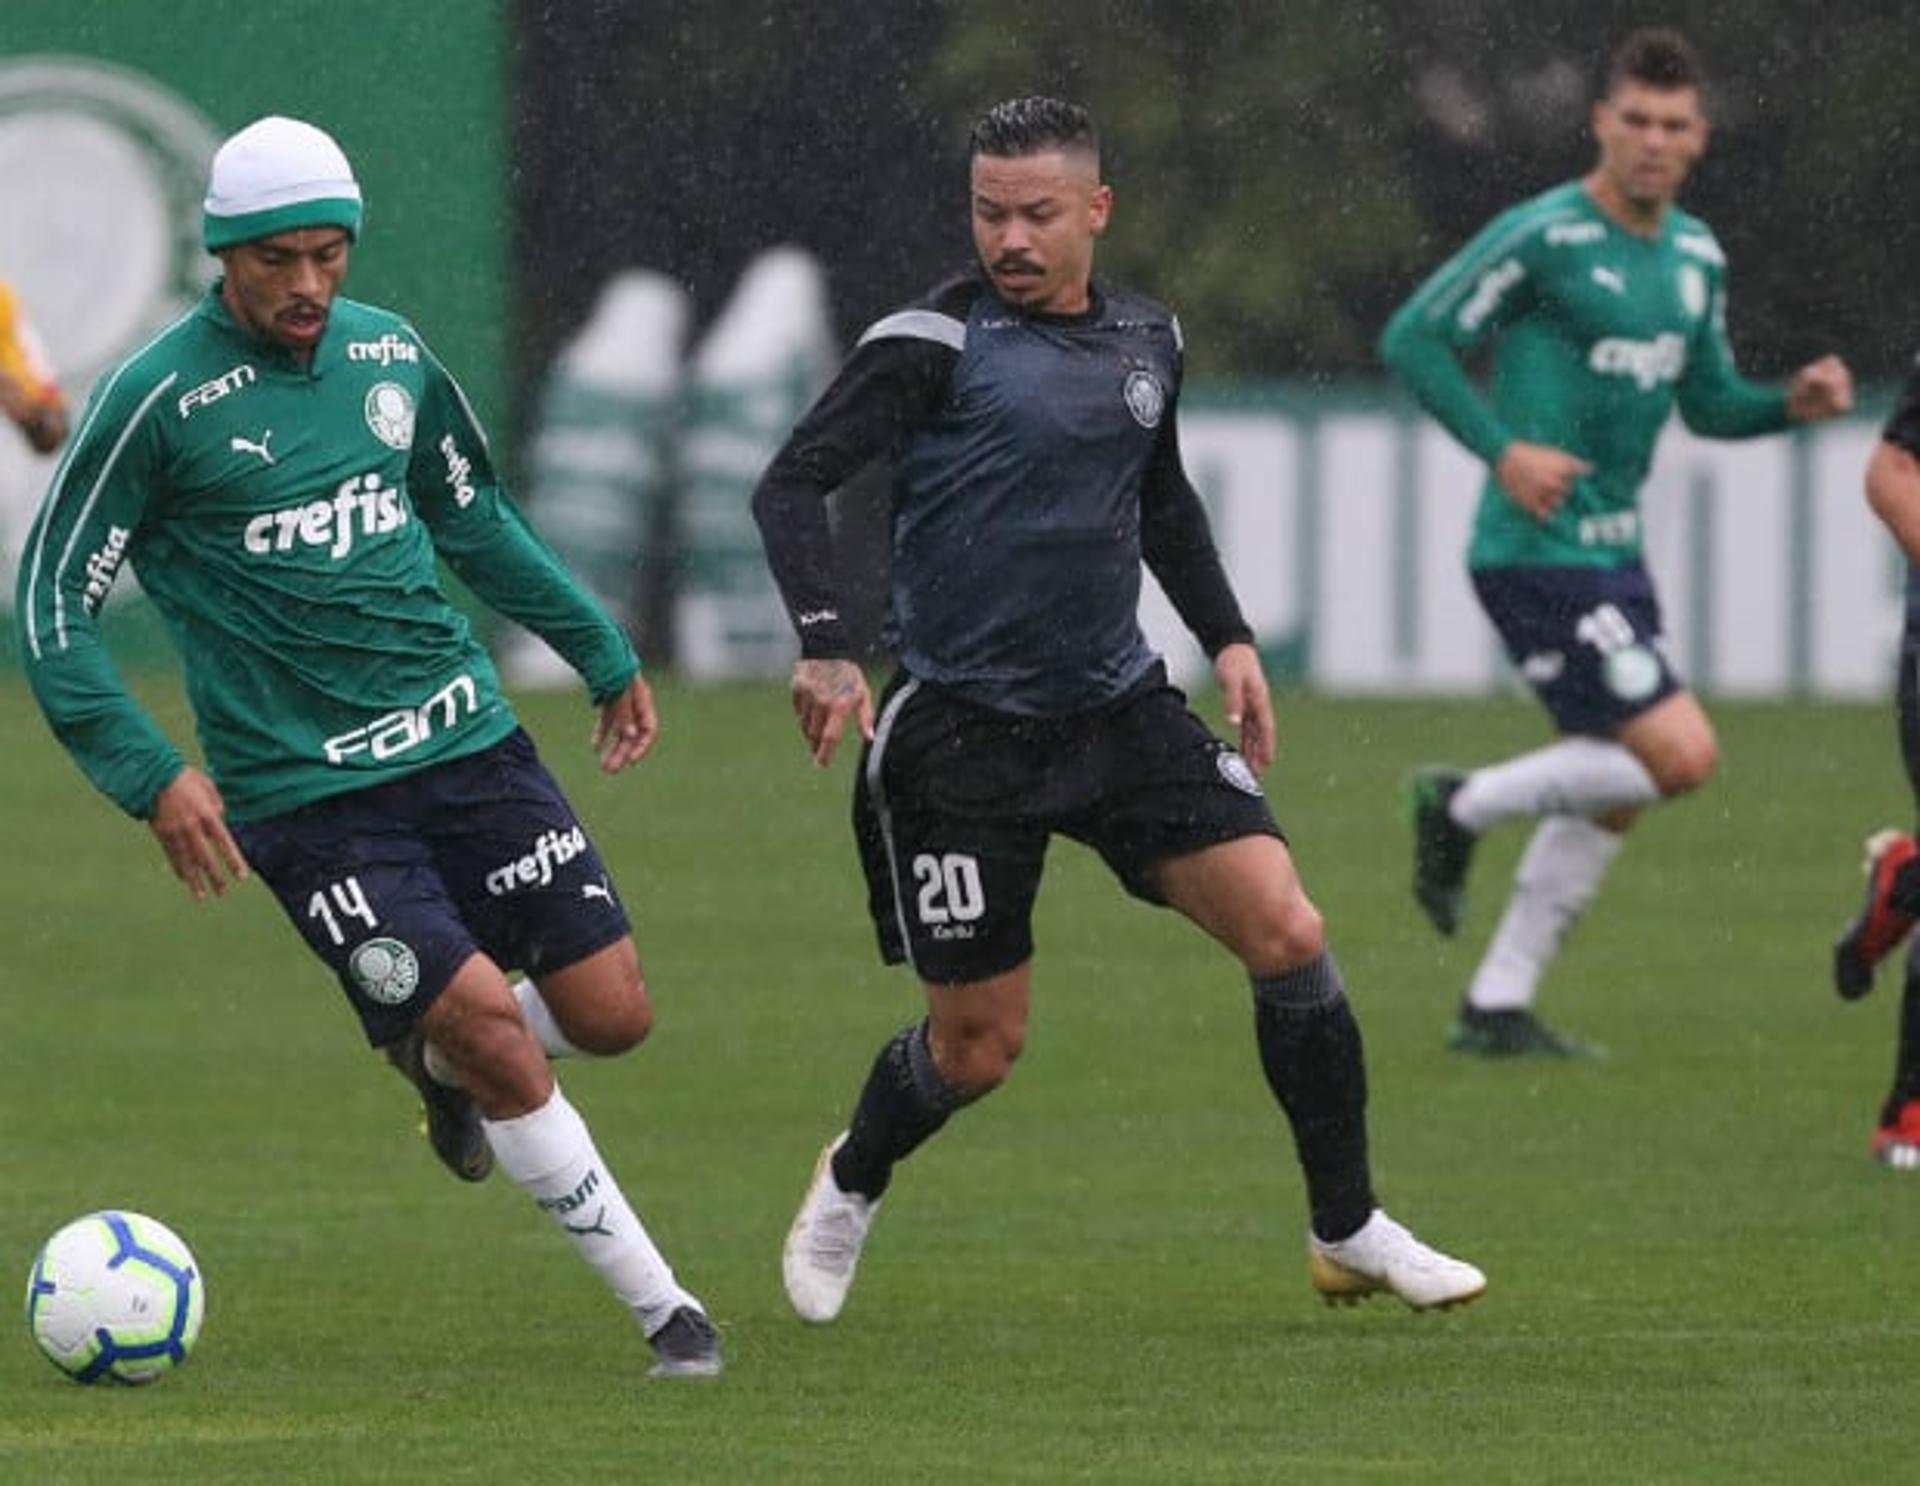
[[993, 256, 1041, 275]]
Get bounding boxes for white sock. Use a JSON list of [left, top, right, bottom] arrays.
[[483, 1084, 693, 1336], [511, 977, 585, 1059], [422, 1039, 459, 1086], [1467, 816, 1622, 1011], [1451, 737, 1658, 833]]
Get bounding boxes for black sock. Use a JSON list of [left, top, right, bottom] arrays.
[[1892, 855, 1920, 917], [1251, 954, 1376, 1243], [832, 1020, 971, 1200], [1885, 941, 1920, 1120]]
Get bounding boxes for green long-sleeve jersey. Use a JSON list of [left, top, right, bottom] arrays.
[[17, 284, 638, 822], [1380, 180, 1791, 570]]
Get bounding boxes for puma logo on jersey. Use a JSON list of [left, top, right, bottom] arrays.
[[1590, 266, 1626, 295], [582, 878, 614, 903], [231, 430, 276, 465]]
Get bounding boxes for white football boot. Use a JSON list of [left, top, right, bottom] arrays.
[[1308, 1209, 1487, 1311], [782, 1133, 880, 1323]]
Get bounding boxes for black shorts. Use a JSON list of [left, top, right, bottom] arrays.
[[852, 665, 1282, 983], [233, 729, 631, 1047], [1473, 562, 1683, 735]]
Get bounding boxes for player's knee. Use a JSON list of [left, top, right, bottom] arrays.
[[571, 988, 653, 1056], [551, 942, 652, 1055], [1651, 733, 1718, 796], [941, 1021, 1025, 1095], [437, 1004, 552, 1115], [574, 963, 654, 1055], [1246, 896, 1326, 975]]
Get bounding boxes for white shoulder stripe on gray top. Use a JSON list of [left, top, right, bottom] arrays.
[[857, 310, 967, 352]]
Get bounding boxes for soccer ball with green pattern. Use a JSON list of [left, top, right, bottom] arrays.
[[25, 1211, 205, 1384]]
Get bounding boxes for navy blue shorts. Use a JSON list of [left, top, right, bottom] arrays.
[[233, 729, 631, 1047], [1472, 562, 1683, 735], [852, 666, 1282, 983]]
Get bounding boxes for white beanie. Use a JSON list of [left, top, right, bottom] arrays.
[[203, 116, 363, 251]]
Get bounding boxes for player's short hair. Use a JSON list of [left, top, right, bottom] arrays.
[[968, 97, 1099, 167], [1607, 28, 1704, 96]]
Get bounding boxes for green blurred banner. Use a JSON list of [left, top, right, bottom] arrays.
[[0, 0, 506, 661]]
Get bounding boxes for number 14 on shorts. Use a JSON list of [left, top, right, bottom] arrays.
[[308, 875, 377, 945]]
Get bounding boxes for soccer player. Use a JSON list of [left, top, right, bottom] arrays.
[[16, 117, 720, 1378], [1829, 354, 1920, 1166], [0, 273, 68, 453], [1380, 29, 1853, 1056], [752, 96, 1485, 1324]]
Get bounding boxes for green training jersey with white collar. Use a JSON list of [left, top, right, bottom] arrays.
[[1380, 180, 1791, 570], [17, 282, 638, 822]]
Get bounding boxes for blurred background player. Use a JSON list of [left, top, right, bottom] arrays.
[[0, 273, 69, 453], [15, 116, 719, 1377], [754, 96, 1484, 1324], [1830, 350, 1920, 1166], [1380, 29, 1853, 1056]]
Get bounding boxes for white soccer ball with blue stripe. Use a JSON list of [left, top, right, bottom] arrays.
[[25, 1211, 205, 1384]]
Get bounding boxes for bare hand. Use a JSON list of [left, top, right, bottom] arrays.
[[591, 672, 658, 772], [1214, 642, 1276, 774], [149, 767, 249, 901], [1786, 354, 1854, 423], [1494, 441, 1592, 521], [791, 658, 874, 768], [0, 370, 66, 452], [0, 368, 33, 422]]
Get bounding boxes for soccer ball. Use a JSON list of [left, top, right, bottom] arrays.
[[25, 1211, 205, 1384]]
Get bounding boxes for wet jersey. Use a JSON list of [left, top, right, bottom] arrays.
[[752, 273, 1250, 716], [1884, 353, 1920, 627], [17, 284, 637, 822], [1381, 180, 1790, 570]]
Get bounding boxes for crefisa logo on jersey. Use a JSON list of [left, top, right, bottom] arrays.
[[347, 334, 419, 366], [1123, 369, 1165, 429], [364, 381, 415, 450]]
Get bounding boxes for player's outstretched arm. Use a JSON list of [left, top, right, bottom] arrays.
[[591, 672, 658, 773], [790, 658, 873, 769], [1214, 642, 1276, 774], [148, 767, 249, 902], [1786, 354, 1854, 424]]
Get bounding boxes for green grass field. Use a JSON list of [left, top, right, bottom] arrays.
[[3, 675, 1917, 1484]]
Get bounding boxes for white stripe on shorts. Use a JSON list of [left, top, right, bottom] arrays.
[[865, 677, 923, 977]]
